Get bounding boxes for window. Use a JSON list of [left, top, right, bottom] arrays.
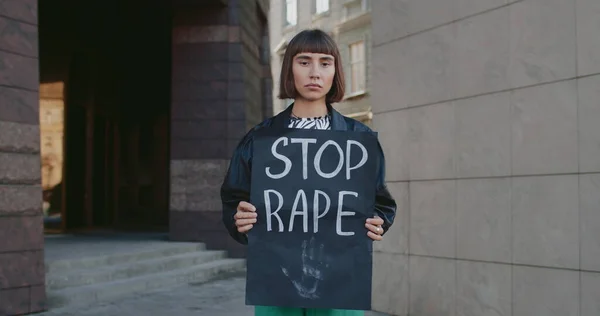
[[315, 0, 329, 14], [348, 41, 366, 94], [285, 0, 297, 26], [343, 0, 369, 20]]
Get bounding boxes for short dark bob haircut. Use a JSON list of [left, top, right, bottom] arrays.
[[278, 29, 346, 103]]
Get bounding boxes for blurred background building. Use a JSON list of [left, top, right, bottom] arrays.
[[269, 0, 373, 125]]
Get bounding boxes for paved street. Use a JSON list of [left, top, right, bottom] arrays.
[[39, 276, 389, 316]]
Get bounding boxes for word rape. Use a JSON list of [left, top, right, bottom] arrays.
[[264, 189, 357, 236]]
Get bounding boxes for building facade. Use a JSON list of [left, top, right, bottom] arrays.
[[269, 0, 373, 124], [0, 0, 270, 314], [371, 0, 600, 316]]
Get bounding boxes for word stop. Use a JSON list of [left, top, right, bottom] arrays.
[[264, 137, 369, 180]]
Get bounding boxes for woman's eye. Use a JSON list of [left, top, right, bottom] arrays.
[[322, 63, 330, 67]]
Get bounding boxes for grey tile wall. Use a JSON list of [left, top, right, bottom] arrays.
[[371, 0, 599, 314]]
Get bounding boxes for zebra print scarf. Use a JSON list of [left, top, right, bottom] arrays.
[[288, 113, 331, 130]]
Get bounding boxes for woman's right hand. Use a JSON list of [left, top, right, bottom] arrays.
[[234, 201, 257, 233]]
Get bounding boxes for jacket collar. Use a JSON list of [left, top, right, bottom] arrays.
[[272, 102, 348, 131]]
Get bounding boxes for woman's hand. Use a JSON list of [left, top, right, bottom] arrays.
[[234, 201, 257, 233], [365, 216, 384, 241]]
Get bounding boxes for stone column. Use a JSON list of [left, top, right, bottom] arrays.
[[0, 0, 46, 314], [168, 2, 248, 258], [169, 0, 270, 258]]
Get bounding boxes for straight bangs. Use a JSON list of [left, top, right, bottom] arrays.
[[285, 30, 337, 57]]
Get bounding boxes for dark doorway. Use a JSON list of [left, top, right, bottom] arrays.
[[39, 0, 172, 233]]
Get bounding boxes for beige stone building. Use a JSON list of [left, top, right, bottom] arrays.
[[370, 1, 600, 316], [269, 0, 373, 124]]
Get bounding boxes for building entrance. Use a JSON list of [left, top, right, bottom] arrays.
[[39, 0, 172, 233]]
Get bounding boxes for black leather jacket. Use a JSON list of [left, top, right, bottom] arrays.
[[220, 104, 397, 244]]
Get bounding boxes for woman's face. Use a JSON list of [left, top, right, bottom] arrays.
[[292, 52, 336, 102]]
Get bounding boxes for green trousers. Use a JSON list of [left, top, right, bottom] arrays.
[[254, 306, 364, 316]]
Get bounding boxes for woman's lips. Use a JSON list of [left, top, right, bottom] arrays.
[[305, 84, 322, 89]]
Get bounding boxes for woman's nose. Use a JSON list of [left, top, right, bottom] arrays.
[[309, 65, 321, 79]]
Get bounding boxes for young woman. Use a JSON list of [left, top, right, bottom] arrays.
[[220, 29, 397, 316]]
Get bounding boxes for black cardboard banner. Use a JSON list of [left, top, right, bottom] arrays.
[[246, 128, 380, 311]]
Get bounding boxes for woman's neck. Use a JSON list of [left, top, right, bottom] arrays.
[[292, 99, 328, 118]]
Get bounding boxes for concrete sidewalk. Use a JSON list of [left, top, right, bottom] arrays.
[[38, 276, 389, 316]]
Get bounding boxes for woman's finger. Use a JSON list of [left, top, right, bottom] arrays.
[[365, 223, 383, 235], [366, 217, 384, 225], [235, 218, 257, 226], [367, 231, 383, 241], [238, 201, 256, 212], [237, 224, 253, 233], [234, 211, 257, 219]]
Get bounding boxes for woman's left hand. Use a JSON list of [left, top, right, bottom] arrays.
[[365, 216, 384, 241]]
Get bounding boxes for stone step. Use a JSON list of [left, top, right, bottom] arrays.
[[46, 258, 247, 310], [46, 243, 206, 274], [47, 250, 228, 290]]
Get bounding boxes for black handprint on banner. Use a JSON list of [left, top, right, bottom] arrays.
[[281, 236, 329, 299]]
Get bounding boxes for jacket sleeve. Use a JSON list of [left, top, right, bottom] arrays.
[[374, 140, 397, 235], [220, 132, 254, 245]]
